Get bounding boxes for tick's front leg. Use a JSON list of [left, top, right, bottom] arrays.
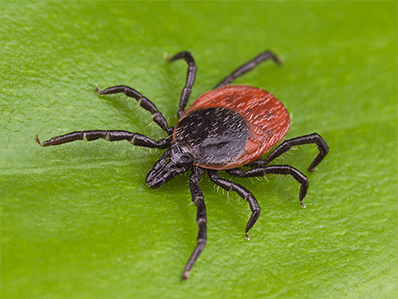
[[181, 166, 207, 280]]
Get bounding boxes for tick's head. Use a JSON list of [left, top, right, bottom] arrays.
[[145, 143, 194, 189]]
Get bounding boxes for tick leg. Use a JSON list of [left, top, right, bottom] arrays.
[[208, 170, 260, 240], [168, 51, 197, 119], [181, 167, 207, 280], [226, 165, 309, 208], [95, 86, 173, 135], [214, 50, 282, 89], [35, 130, 171, 149], [249, 133, 329, 172]]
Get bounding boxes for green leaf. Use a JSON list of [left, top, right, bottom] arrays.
[[1, 2, 396, 298]]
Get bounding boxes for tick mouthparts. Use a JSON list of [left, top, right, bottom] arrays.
[[147, 175, 165, 189], [147, 162, 189, 189], [146, 162, 176, 189]]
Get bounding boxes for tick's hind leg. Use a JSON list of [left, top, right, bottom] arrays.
[[226, 165, 309, 208], [182, 166, 207, 280], [249, 133, 329, 172], [214, 50, 282, 89], [35, 130, 171, 149], [168, 51, 197, 119], [207, 170, 260, 240], [95, 86, 173, 135]]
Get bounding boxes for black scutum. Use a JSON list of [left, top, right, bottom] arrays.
[[175, 107, 249, 166]]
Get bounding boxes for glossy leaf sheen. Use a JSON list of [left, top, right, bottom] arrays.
[[1, 2, 397, 298]]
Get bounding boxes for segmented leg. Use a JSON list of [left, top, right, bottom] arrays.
[[248, 133, 329, 172], [35, 130, 171, 149], [214, 50, 282, 89], [226, 165, 309, 208], [181, 166, 207, 280], [95, 86, 174, 135], [207, 170, 260, 240], [168, 51, 197, 119]]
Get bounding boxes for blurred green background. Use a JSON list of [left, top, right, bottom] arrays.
[[1, 2, 396, 298]]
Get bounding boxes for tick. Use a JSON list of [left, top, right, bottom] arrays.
[[36, 50, 329, 280]]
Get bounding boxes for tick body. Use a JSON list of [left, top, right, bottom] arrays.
[[36, 50, 329, 280], [174, 85, 290, 170]]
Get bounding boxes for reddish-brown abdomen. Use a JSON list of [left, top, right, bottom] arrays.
[[176, 85, 290, 169]]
